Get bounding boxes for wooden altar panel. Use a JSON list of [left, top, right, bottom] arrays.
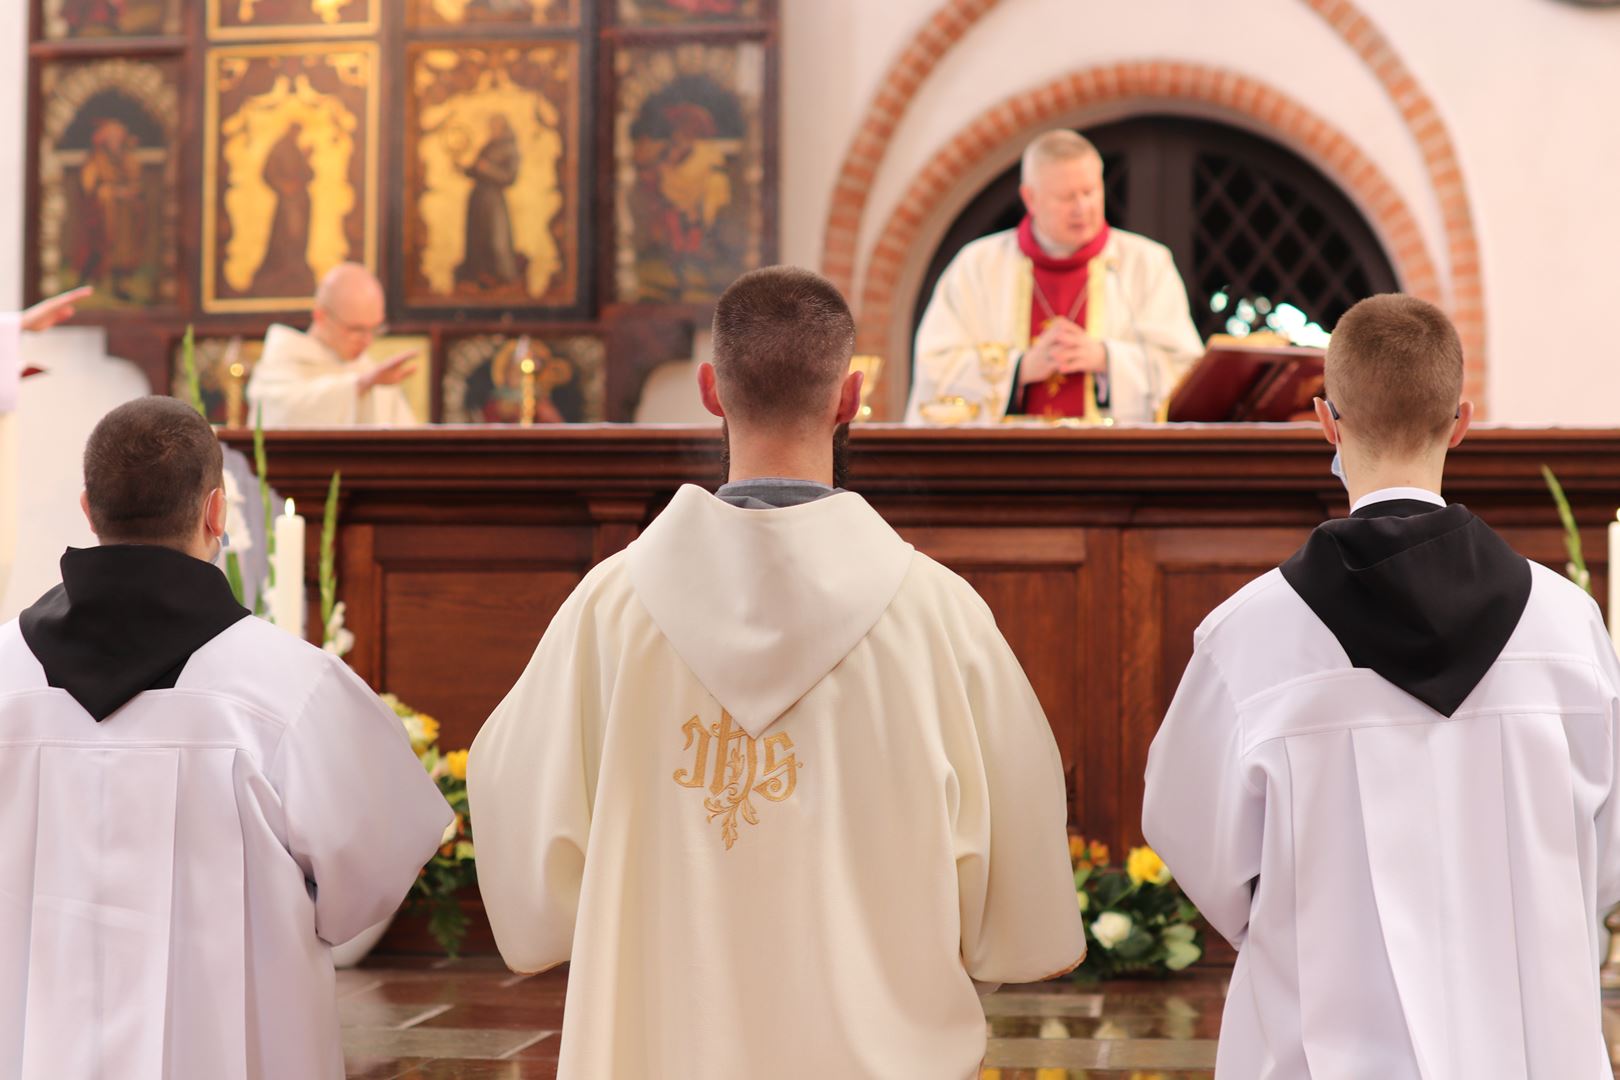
[[360, 522, 598, 752], [895, 525, 1108, 824], [1119, 527, 1311, 846]]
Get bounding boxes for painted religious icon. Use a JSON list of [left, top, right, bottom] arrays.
[[441, 334, 604, 423], [615, 42, 765, 303], [204, 45, 379, 313], [42, 0, 179, 38], [208, 0, 377, 40], [617, 0, 758, 24], [405, 44, 581, 311], [410, 0, 578, 28], [36, 59, 180, 310]]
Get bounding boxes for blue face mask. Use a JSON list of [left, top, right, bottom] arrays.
[[1330, 449, 1348, 492]]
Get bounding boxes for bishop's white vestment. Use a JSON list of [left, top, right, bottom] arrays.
[[906, 227, 1204, 424], [0, 544, 451, 1079], [470, 484, 1084, 1080], [0, 315, 18, 603], [246, 324, 415, 428], [1144, 494, 1620, 1078]]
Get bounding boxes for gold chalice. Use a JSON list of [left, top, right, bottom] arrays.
[[917, 395, 981, 426]]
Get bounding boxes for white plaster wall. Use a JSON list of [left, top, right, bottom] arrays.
[[780, 0, 1620, 424], [1, 0, 27, 311]]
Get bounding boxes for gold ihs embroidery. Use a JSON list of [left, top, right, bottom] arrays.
[[674, 711, 802, 850]]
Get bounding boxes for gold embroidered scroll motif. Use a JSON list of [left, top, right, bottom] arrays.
[[674, 710, 801, 850]]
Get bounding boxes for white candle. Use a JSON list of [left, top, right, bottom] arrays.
[[271, 499, 307, 638]]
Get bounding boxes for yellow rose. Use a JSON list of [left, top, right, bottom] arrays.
[[445, 749, 469, 780], [1088, 841, 1110, 867], [1126, 846, 1173, 887], [417, 714, 440, 743]]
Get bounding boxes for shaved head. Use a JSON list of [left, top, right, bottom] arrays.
[[311, 263, 386, 361]]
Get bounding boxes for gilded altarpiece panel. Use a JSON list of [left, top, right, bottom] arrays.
[[207, 0, 378, 41], [404, 44, 583, 312], [203, 44, 379, 313], [36, 58, 181, 310], [41, 0, 180, 39], [614, 42, 765, 303]]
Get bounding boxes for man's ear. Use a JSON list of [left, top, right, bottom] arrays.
[[697, 362, 725, 419], [205, 486, 228, 539], [1312, 397, 1339, 447], [1448, 400, 1474, 449], [79, 490, 94, 534], [834, 369, 864, 426]]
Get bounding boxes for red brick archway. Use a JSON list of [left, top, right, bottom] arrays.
[[821, 1, 1486, 413]]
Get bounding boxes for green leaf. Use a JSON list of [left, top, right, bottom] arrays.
[[320, 471, 341, 635], [224, 550, 246, 606], [254, 405, 276, 591], [181, 325, 205, 417], [1542, 465, 1592, 595]]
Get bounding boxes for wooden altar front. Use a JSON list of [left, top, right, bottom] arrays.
[[231, 423, 1620, 860]]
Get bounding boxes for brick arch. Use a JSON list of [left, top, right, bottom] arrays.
[[821, 2, 1487, 411]]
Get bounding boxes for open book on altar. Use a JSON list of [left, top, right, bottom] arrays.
[[1164, 340, 1326, 422]]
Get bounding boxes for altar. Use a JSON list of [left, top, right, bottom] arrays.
[[231, 422, 1620, 861]]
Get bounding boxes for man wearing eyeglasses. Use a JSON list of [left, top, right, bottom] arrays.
[[247, 262, 419, 428]]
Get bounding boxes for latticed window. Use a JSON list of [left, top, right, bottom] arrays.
[[913, 116, 1398, 346]]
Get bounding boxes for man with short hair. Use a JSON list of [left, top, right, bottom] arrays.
[[471, 266, 1084, 1079], [907, 129, 1203, 423], [0, 396, 451, 1077], [1144, 294, 1620, 1077], [247, 262, 419, 426]]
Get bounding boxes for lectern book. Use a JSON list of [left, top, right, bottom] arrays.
[[1165, 343, 1326, 423]]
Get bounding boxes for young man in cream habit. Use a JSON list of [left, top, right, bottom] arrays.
[[1144, 295, 1620, 1077], [471, 266, 1084, 1079]]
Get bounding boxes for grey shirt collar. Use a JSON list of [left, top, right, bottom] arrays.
[[715, 477, 840, 510]]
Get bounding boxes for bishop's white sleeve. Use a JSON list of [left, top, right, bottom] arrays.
[[952, 596, 1087, 985], [905, 257, 1019, 424], [1142, 645, 1264, 949], [1099, 245, 1203, 422], [467, 583, 600, 975], [271, 659, 453, 946], [0, 313, 20, 415]]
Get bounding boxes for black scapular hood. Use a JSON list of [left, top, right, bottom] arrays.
[[19, 545, 250, 722], [1279, 499, 1532, 717]]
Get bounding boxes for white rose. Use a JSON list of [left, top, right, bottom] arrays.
[[1091, 911, 1133, 950]]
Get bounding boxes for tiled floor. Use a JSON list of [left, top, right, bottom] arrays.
[[339, 958, 1620, 1079]]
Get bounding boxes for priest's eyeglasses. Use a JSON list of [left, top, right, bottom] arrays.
[[320, 306, 388, 341]]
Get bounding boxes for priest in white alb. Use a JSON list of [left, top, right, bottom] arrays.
[[0, 397, 451, 1078], [247, 262, 418, 427], [907, 129, 1203, 423], [1143, 295, 1620, 1078], [470, 266, 1084, 1079]]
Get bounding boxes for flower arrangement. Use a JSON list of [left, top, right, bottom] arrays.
[[383, 693, 477, 957], [1070, 832, 1202, 980]]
